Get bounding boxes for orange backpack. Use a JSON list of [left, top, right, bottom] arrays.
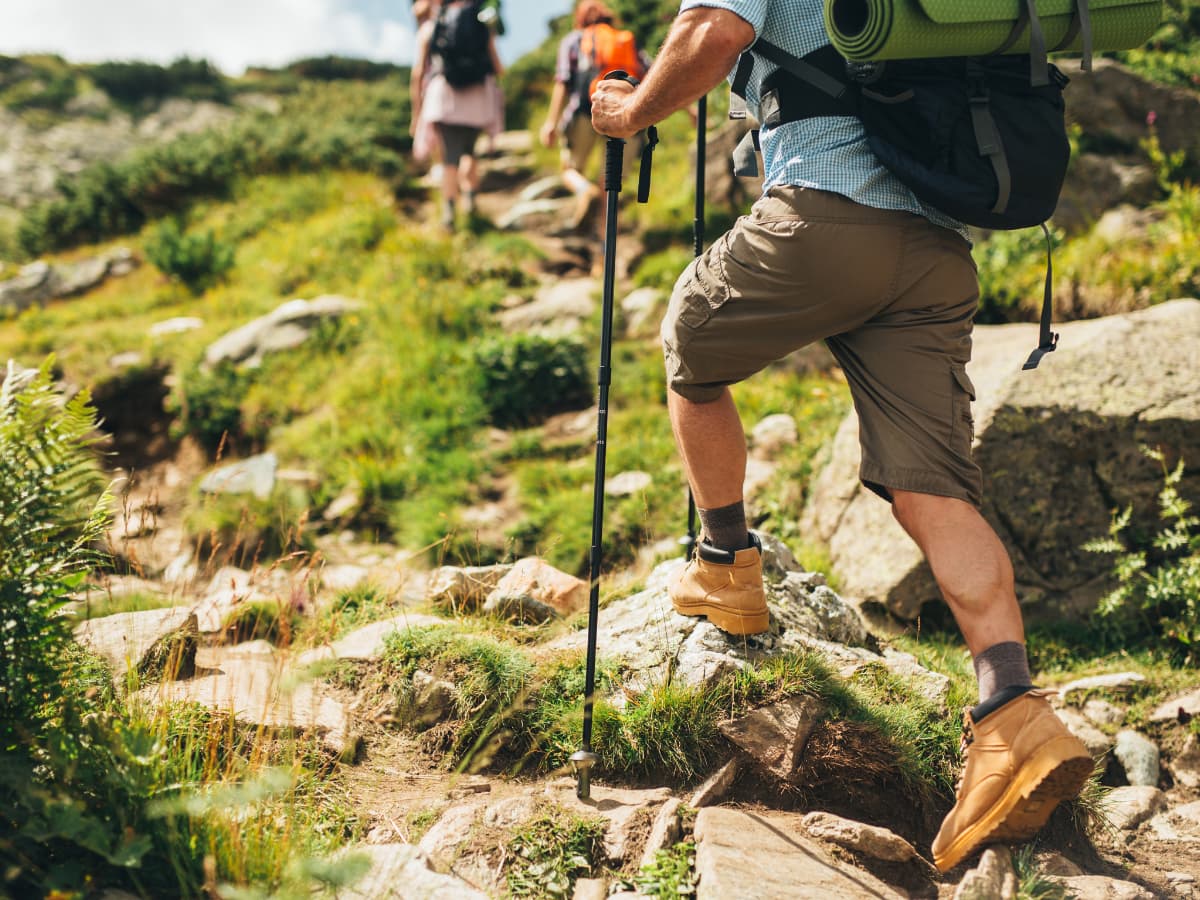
[[576, 22, 645, 111]]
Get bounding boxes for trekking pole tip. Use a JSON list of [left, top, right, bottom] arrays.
[[571, 750, 599, 800]]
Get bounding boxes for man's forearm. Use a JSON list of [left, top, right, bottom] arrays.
[[621, 8, 755, 133]]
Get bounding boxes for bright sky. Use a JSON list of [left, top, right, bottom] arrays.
[[1, 0, 573, 73]]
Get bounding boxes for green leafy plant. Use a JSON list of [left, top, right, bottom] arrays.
[[473, 334, 593, 429], [1084, 447, 1200, 663], [0, 361, 107, 743], [505, 806, 607, 899], [145, 219, 236, 294], [636, 841, 698, 897]]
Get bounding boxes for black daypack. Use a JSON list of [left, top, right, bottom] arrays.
[[431, 0, 494, 89], [731, 39, 1078, 369]]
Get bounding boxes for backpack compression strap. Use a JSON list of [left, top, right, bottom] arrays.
[[1022, 223, 1059, 370]]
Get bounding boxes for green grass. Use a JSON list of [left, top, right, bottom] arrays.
[[1012, 845, 1069, 900], [373, 625, 964, 805], [221, 599, 304, 645]]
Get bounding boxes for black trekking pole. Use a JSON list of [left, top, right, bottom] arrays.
[[681, 94, 707, 561], [572, 72, 658, 802]]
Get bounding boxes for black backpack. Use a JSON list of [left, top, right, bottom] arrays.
[[731, 39, 1079, 369], [431, 1, 494, 89]]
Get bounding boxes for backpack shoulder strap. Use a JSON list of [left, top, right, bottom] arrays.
[[751, 40, 848, 101], [729, 40, 850, 120]]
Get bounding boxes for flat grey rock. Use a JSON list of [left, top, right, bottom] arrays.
[[693, 807, 904, 900]]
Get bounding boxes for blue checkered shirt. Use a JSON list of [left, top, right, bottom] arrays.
[[679, 0, 968, 238]]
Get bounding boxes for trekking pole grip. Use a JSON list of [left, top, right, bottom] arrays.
[[600, 69, 641, 193], [605, 135, 625, 194]]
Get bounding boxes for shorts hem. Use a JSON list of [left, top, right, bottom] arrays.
[[667, 379, 728, 404], [860, 461, 981, 508]]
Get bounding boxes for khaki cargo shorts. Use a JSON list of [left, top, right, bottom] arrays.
[[662, 185, 983, 506]]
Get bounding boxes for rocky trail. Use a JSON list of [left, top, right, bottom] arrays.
[[20, 127, 1199, 897]]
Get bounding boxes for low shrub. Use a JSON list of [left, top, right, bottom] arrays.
[[17, 79, 412, 256], [88, 57, 229, 107], [285, 56, 408, 82], [1116, 0, 1200, 90], [168, 361, 261, 456], [473, 334, 593, 429], [145, 219, 236, 294]]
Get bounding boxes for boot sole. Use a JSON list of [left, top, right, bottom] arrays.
[[671, 598, 769, 636], [934, 739, 1093, 873]]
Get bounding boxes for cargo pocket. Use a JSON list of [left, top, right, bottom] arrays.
[[673, 231, 733, 331], [949, 366, 976, 455]]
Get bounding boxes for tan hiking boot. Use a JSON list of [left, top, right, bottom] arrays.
[[669, 535, 770, 636], [932, 688, 1094, 872]]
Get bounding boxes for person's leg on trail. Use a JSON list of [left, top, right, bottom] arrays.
[[821, 214, 1093, 873], [434, 123, 461, 229], [659, 187, 917, 636], [459, 129, 482, 216], [439, 161, 460, 228], [562, 115, 602, 231], [891, 491, 1025, 657], [892, 488, 1093, 872], [460, 154, 479, 215]]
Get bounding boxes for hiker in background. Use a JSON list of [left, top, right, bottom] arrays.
[[590, 0, 1094, 874], [412, 0, 505, 229], [539, 0, 650, 233], [410, 0, 442, 186]]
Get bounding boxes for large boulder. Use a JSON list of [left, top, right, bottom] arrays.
[[1060, 59, 1200, 163], [138, 654, 356, 756], [496, 278, 598, 338], [0, 249, 137, 313], [803, 300, 1200, 621], [74, 607, 198, 681], [339, 844, 489, 900], [204, 295, 361, 368]]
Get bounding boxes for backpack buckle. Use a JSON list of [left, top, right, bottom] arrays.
[[845, 60, 884, 84]]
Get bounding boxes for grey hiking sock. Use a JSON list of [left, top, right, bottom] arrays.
[[973, 641, 1033, 703], [698, 501, 750, 553]]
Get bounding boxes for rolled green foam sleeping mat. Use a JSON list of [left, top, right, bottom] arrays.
[[825, 0, 1163, 61]]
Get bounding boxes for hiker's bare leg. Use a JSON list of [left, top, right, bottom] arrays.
[[891, 490, 1025, 655], [562, 166, 591, 196], [441, 162, 461, 202], [460, 154, 480, 194], [667, 388, 746, 509]]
